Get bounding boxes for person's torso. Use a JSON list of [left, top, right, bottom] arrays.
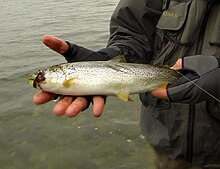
[[140, 0, 220, 167], [152, 0, 220, 66]]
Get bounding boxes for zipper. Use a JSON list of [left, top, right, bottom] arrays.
[[187, 104, 195, 163], [186, 1, 213, 163]]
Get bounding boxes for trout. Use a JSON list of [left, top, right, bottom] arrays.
[[27, 56, 179, 101]]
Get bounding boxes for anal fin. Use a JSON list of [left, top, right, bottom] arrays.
[[116, 92, 133, 102], [158, 83, 168, 89]]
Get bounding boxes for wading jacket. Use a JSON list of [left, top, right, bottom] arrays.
[[107, 0, 220, 168], [65, 0, 220, 167]]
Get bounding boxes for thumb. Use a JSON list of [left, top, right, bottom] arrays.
[[42, 34, 69, 54], [171, 58, 182, 70]]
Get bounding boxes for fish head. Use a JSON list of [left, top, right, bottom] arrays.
[[27, 69, 46, 89], [28, 66, 67, 93]]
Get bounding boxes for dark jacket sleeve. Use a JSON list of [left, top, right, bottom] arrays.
[[65, 0, 163, 63], [107, 0, 163, 63], [167, 55, 220, 104]]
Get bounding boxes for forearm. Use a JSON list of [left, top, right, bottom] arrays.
[[63, 42, 121, 62], [107, 0, 163, 63], [64, 0, 163, 63], [167, 55, 220, 104]]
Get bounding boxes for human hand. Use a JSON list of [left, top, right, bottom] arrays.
[[149, 59, 182, 99], [167, 55, 220, 103], [150, 55, 220, 102], [33, 35, 106, 117]]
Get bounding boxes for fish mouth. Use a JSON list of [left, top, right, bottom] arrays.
[[27, 73, 41, 89], [28, 79, 34, 86], [28, 69, 47, 89], [27, 73, 36, 85]]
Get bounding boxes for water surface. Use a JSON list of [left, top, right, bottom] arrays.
[[0, 0, 156, 168]]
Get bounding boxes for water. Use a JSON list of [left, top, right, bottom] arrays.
[[0, 0, 156, 168]]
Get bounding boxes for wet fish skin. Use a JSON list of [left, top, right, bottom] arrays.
[[28, 56, 179, 101]]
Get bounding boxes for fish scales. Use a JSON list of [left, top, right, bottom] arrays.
[[28, 56, 179, 101]]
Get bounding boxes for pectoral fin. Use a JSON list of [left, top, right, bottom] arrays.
[[63, 78, 76, 87], [116, 92, 133, 102]]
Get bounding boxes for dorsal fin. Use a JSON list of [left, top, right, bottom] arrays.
[[109, 55, 127, 63], [162, 65, 171, 69]]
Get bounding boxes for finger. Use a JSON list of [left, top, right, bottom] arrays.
[[53, 96, 74, 116], [171, 58, 182, 70], [92, 96, 105, 117], [150, 88, 168, 100], [65, 97, 88, 117], [33, 91, 56, 105], [42, 34, 69, 54]]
